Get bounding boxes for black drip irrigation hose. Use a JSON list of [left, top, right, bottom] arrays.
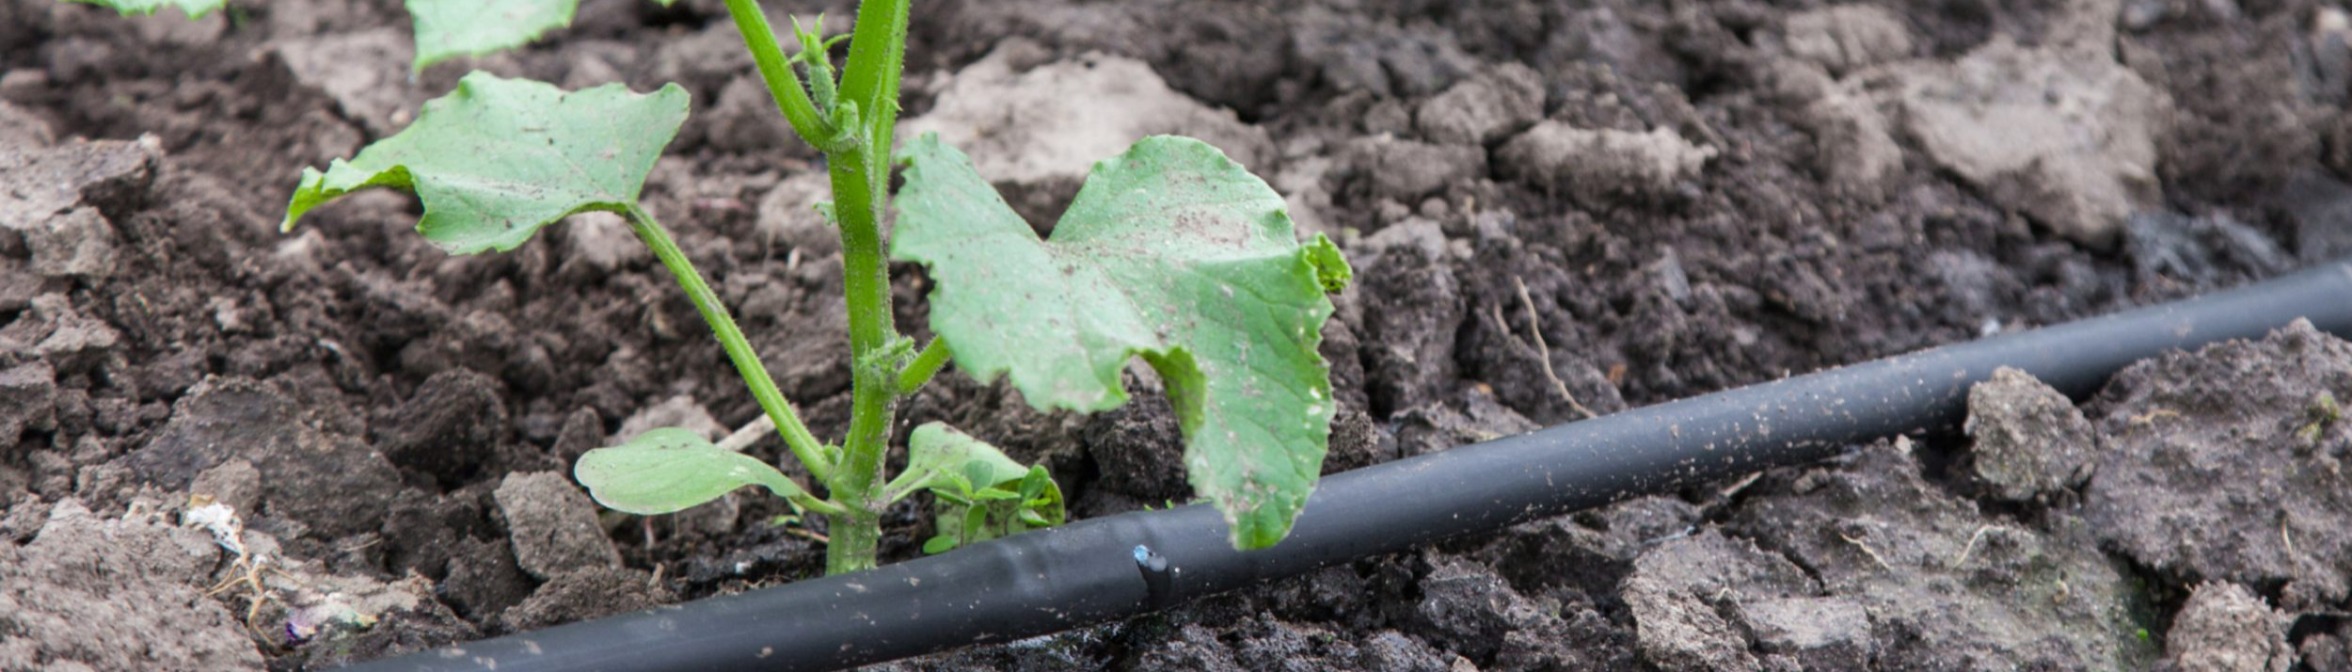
[[352, 260, 2352, 672]]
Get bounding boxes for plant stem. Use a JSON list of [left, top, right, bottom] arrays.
[[720, 0, 841, 150], [825, 507, 882, 575], [815, 0, 913, 575], [897, 336, 950, 395], [837, 0, 910, 149], [720, 0, 913, 574], [820, 142, 898, 575], [621, 205, 833, 486]]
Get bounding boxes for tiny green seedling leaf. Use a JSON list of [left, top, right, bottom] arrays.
[[896, 423, 1064, 554], [891, 422, 1033, 497], [575, 428, 807, 515], [63, 0, 223, 18], [403, 0, 680, 73], [893, 134, 1351, 550], [283, 72, 687, 255]]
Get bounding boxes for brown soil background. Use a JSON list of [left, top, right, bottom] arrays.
[[3, 0, 2352, 669]]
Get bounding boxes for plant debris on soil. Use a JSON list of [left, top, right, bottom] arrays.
[[4, 0, 2352, 669]]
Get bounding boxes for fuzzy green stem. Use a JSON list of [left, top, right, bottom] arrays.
[[825, 507, 882, 574], [820, 140, 900, 570], [721, 0, 843, 151], [814, 0, 913, 575], [720, 0, 912, 575], [789, 492, 852, 518], [622, 205, 833, 485], [897, 336, 950, 396], [837, 0, 910, 153]]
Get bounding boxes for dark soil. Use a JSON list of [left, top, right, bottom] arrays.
[[3, 0, 2350, 669]]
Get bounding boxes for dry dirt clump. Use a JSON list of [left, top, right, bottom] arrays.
[[2085, 320, 2352, 611], [899, 39, 1275, 226], [1495, 121, 1716, 205], [0, 499, 262, 670], [2162, 582, 2292, 672], [115, 376, 402, 538], [1781, 5, 1914, 76], [1413, 63, 1544, 146], [1728, 440, 2156, 670], [1963, 366, 2100, 502], [1880, 35, 2167, 248], [0, 136, 154, 280], [1620, 531, 1819, 671]]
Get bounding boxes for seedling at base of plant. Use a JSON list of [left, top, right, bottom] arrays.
[[253, 0, 1351, 575]]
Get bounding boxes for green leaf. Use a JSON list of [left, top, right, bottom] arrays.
[[574, 428, 807, 515], [898, 423, 1065, 554], [405, 0, 574, 72], [1303, 234, 1354, 294], [63, 0, 224, 18], [893, 422, 1035, 499], [403, 0, 680, 72], [922, 535, 957, 555], [893, 134, 1349, 550], [282, 72, 687, 255]]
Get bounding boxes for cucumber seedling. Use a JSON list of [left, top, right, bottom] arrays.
[[111, 0, 1350, 574]]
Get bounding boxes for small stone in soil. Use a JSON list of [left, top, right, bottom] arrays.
[[1413, 63, 1544, 146], [0, 360, 57, 444], [1736, 596, 1871, 670], [493, 471, 621, 581], [2162, 582, 2291, 672], [1348, 136, 1487, 203], [1964, 367, 2098, 502], [1781, 5, 1914, 76], [1495, 121, 1713, 206]]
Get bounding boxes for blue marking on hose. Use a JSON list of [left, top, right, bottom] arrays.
[[1133, 544, 1173, 607]]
